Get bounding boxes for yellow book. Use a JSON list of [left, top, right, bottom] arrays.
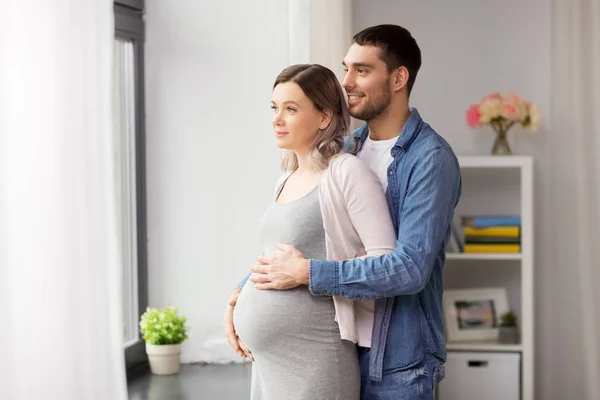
[[464, 226, 520, 238], [463, 244, 521, 253]]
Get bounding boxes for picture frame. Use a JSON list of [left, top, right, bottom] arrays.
[[443, 288, 510, 342]]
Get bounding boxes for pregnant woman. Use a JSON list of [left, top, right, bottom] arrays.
[[230, 64, 396, 400]]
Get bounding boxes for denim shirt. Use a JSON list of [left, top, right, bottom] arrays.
[[309, 108, 462, 381]]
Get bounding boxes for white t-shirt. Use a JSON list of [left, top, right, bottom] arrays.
[[354, 134, 397, 347]]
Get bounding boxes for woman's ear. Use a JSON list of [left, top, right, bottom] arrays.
[[320, 109, 333, 130]]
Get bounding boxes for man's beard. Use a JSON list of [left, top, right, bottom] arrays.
[[349, 78, 392, 121]]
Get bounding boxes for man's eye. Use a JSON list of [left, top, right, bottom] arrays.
[[357, 69, 367, 74]]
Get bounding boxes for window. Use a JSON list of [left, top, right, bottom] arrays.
[[114, 37, 139, 346], [113, 0, 148, 377]]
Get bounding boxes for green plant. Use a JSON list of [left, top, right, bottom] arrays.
[[139, 306, 189, 345], [500, 311, 517, 327]]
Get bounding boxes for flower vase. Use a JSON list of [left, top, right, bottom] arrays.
[[491, 127, 512, 155]]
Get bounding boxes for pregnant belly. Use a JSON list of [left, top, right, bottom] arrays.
[[233, 282, 337, 354]]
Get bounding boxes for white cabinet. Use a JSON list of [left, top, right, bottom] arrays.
[[442, 156, 534, 399], [438, 352, 521, 400]]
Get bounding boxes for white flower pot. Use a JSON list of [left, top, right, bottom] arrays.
[[146, 343, 182, 375]]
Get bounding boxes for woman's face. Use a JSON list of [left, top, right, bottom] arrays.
[[271, 82, 325, 152]]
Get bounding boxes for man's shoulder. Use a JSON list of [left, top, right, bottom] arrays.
[[414, 122, 452, 153], [407, 122, 458, 168]]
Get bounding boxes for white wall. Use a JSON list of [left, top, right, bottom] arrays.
[[145, 0, 290, 363], [353, 1, 553, 398]]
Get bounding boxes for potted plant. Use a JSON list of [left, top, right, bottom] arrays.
[[139, 305, 189, 375], [498, 310, 520, 345]]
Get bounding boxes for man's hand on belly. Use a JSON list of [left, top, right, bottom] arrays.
[[250, 243, 310, 290]]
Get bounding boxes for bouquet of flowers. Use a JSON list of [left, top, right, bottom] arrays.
[[466, 93, 541, 155]]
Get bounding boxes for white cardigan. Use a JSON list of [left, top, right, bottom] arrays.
[[275, 153, 397, 342]]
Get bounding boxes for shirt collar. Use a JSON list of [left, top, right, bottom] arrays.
[[352, 107, 424, 151]]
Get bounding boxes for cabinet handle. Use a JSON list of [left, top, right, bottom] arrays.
[[467, 360, 489, 367]]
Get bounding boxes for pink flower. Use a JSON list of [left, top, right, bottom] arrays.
[[501, 95, 526, 121], [466, 104, 481, 128], [502, 103, 522, 120]]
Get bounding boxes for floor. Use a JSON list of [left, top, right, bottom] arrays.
[[128, 363, 252, 400]]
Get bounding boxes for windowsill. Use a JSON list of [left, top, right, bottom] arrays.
[[124, 338, 141, 348]]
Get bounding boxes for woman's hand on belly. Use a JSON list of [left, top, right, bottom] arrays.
[[223, 288, 254, 360], [238, 338, 253, 361]]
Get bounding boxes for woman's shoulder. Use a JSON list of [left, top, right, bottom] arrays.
[[329, 152, 374, 177], [330, 152, 360, 169], [324, 153, 381, 194]]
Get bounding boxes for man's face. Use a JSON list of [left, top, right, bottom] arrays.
[[342, 44, 393, 122]]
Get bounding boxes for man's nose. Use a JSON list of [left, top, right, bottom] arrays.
[[342, 72, 354, 91]]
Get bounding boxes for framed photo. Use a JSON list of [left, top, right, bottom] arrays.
[[443, 288, 510, 342]]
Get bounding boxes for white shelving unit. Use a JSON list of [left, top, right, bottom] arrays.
[[441, 156, 534, 400], [446, 340, 523, 352]]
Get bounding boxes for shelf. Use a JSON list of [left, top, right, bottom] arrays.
[[446, 253, 522, 261], [447, 155, 533, 399], [447, 340, 522, 352], [457, 155, 533, 169]]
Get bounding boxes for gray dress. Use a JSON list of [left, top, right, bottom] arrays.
[[233, 186, 360, 400]]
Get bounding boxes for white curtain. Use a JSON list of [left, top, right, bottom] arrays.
[[0, 1, 127, 399], [288, 0, 352, 80], [287, 0, 353, 128], [541, 1, 600, 399]]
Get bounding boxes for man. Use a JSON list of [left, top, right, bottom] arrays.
[[225, 24, 461, 399]]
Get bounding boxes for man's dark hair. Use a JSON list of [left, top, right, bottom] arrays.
[[353, 24, 422, 96]]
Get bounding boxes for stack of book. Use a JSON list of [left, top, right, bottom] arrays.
[[461, 216, 521, 253]]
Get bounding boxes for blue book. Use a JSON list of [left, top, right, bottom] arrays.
[[461, 216, 521, 228]]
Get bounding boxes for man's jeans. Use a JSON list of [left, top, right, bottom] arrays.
[[358, 347, 446, 399]]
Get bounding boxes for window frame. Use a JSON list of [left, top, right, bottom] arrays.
[[115, 0, 144, 12], [114, 1, 149, 379]]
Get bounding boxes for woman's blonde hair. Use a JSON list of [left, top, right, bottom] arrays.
[[273, 64, 351, 171]]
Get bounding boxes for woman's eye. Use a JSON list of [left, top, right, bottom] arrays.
[[287, 107, 296, 113], [270, 105, 277, 111]]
